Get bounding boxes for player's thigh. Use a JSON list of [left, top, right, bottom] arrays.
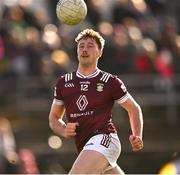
[[104, 165, 125, 175], [69, 150, 109, 174]]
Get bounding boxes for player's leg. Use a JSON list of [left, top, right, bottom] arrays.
[[69, 150, 109, 174], [69, 133, 121, 174], [104, 165, 125, 174]]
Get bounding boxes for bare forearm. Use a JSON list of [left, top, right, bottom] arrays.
[[128, 105, 143, 138], [49, 115, 79, 138], [120, 94, 144, 151], [49, 103, 67, 137], [49, 115, 67, 138]]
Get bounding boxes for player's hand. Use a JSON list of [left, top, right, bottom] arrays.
[[129, 135, 143, 152], [64, 122, 79, 138], [6, 151, 19, 164]]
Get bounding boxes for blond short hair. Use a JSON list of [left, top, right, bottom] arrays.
[[75, 29, 105, 50]]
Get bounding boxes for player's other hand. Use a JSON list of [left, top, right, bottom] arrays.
[[64, 122, 79, 138], [129, 135, 143, 152]]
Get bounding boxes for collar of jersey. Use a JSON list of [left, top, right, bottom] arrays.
[[76, 68, 100, 79]]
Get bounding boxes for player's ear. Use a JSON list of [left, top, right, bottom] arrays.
[[98, 50, 103, 58]]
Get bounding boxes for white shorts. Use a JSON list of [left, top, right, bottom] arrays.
[[82, 133, 121, 169]]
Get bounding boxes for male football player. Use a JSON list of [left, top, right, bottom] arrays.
[[49, 28, 143, 174]]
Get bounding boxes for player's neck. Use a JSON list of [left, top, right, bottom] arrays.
[[77, 65, 98, 76]]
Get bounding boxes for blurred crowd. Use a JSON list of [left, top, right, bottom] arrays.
[[0, 117, 39, 174], [0, 0, 180, 81]]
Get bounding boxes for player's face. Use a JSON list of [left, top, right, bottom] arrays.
[[77, 37, 102, 66]]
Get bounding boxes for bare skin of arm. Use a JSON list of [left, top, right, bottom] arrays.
[[119, 93, 144, 151], [49, 102, 78, 138]]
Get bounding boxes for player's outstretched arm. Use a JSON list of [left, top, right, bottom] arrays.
[[119, 93, 144, 151], [49, 102, 79, 138]]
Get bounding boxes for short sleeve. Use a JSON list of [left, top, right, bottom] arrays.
[[111, 76, 129, 104], [53, 76, 64, 105]]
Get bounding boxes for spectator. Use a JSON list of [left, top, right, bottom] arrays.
[[0, 117, 19, 173], [18, 148, 40, 174]]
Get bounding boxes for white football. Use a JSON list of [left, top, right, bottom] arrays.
[[56, 0, 87, 25]]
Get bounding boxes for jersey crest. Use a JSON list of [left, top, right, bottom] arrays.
[[96, 83, 104, 92]]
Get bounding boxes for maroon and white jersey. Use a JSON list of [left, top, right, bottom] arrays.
[[53, 69, 129, 152]]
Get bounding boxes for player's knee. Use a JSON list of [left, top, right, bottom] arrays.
[[69, 166, 103, 174], [104, 165, 125, 175]]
